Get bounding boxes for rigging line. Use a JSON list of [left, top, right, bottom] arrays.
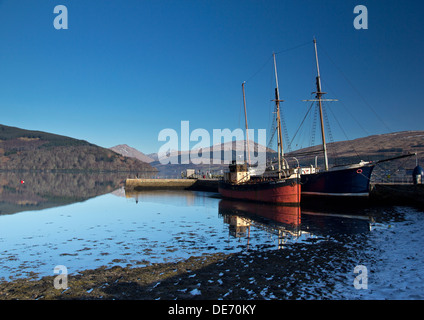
[[325, 102, 361, 161], [290, 101, 315, 149], [321, 78, 370, 136], [375, 156, 413, 183], [267, 67, 276, 138], [245, 55, 273, 84], [245, 41, 311, 84], [310, 102, 318, 146], [267, 104, 278, 149], [322, 102, 334, 144], [274, 41, 311, 55], [320, 79, 372, 161], [322, 102, 339, 164], [267, 65, 278, 151], [326, 103, 356, 151], [267, 125, 277, 150], [280, 109, 292, 152], [289, 150, 324, 157], [317, 42, 393, 133]]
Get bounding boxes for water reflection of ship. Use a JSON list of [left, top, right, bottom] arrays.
[[218, 199, 302, 249], [219, 198, 374, 249], [301, 209, 372, 236]]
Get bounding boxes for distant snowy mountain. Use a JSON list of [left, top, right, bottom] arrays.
[[109, 144, 155, 163]]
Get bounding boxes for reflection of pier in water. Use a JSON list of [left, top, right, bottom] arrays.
[[124, 189, 217, 208], [219, 199, 306, 249]]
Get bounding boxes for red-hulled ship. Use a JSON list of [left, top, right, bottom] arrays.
[[218, 162, 301, 205], [218, 53, 301, 205]]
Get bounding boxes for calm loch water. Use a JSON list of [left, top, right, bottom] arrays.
[[0, 173, 423, 299]]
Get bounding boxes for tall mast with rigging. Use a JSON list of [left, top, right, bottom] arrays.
[[273, 52, 285, 178], [242, 82, 251, 166], [313, 38, 329, 171], [303, 39, 337, 171]]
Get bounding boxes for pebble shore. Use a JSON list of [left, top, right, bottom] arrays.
[[0, 241, 357, 300]]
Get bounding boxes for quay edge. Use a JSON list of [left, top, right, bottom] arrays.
[[370, 183, 424, 208], [125, 178, 219, 192], [124, 179, 424, 208]]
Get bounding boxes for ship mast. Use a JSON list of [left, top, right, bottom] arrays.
[[313, 39, 329, 171], [242, 82, 251, 166], [303, 39, 337, 171], [273, 52, 285, 179]]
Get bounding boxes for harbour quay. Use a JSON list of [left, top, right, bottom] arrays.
[[125, 178, 219, 192], [125, 178, 424, 208]]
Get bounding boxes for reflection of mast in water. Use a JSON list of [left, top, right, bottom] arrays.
[[218, 199, 304, 249]]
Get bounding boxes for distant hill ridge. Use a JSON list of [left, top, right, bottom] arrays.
[[5, 122, 420, 174], [121, 131, 423, 165], [0, 124, 156, 172], [116, 131, 423, 177], [287, 130, 424, 164], [109, 144, 155, 163]]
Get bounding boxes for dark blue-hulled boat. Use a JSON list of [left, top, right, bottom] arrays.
[[299, 40, 416, 198], [299, 39, 375, 198], [300, 161, 375, 197]]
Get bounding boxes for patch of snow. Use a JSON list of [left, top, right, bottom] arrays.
[[332, 207, 424, 299], [223, 289, 232, 297], [190, 288, 201, 296]]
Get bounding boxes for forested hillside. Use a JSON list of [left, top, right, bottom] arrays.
[[0, 124, 156, 172]]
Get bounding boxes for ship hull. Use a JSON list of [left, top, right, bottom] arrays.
[[218, 178, 301, 204], [301, 164, 374, 197]]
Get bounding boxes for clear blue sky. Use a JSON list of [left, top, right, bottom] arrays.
[[0, 0, 423, 154]]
